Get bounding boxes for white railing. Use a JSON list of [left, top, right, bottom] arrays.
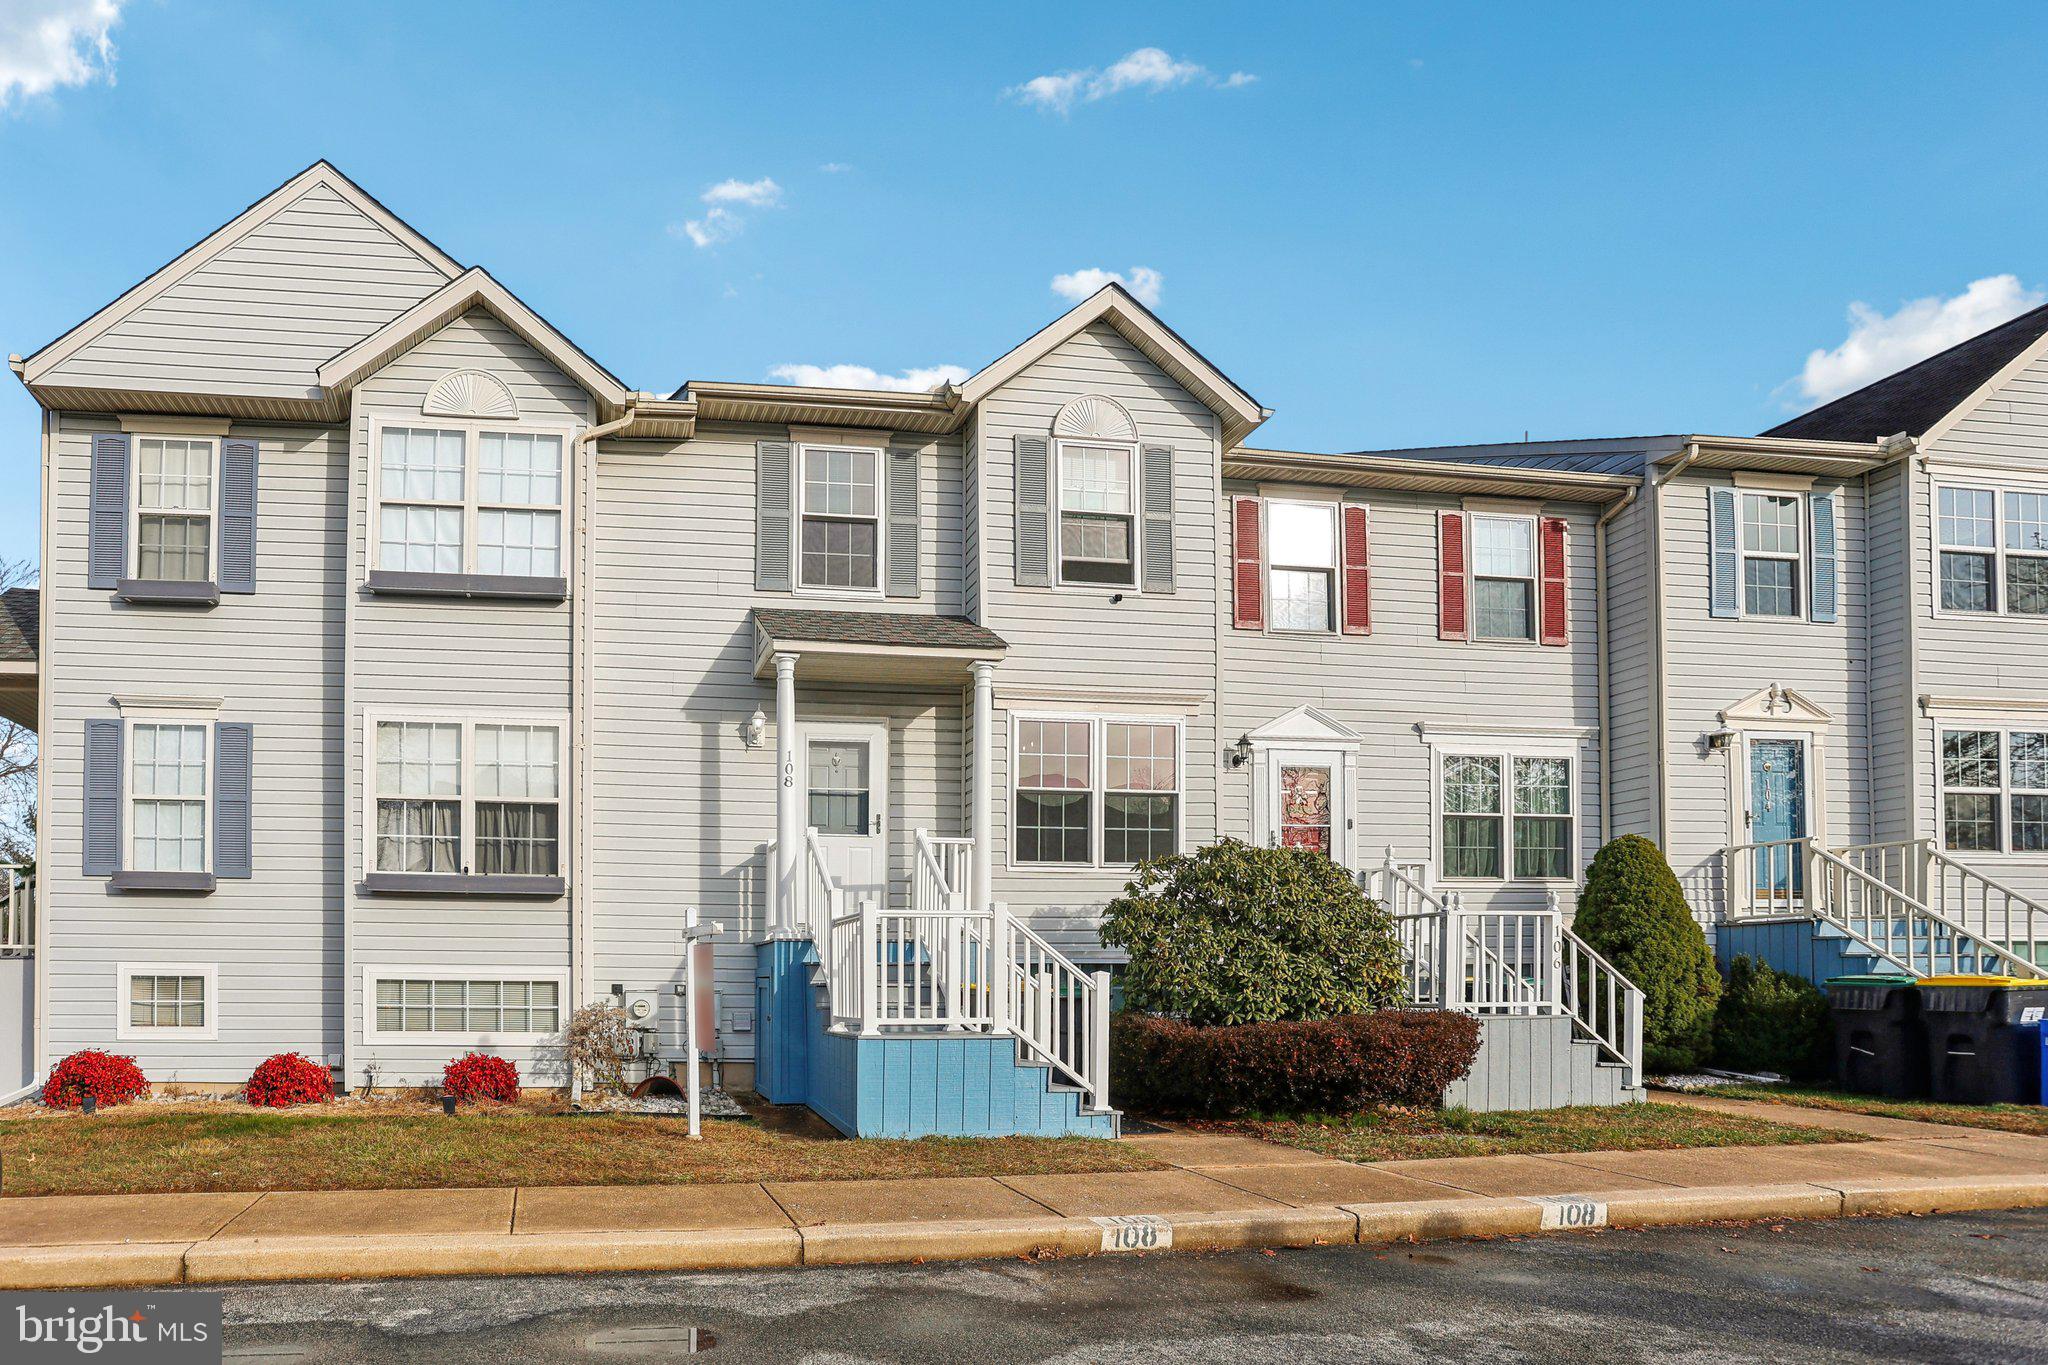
[[0, 866, 31, 956], [1722, 838, 1811, 919], [1456, 909, 1555, 1015], [1838, 838, 2048, 971], [1558, 915, 1644, 1088], [919, 832, 975, 920], [1008, 915, 1110, 1109], [1371, 853, 1453, 1006], [801, 829, 845, 951]]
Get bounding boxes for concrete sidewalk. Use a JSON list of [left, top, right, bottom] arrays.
[[3, 1098, 2046, 1289]]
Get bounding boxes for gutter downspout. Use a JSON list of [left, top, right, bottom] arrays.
[[568, 404, 638, 1105], [1891, 434, 1922, 845], [1649, 441, 1703, 852], [1595, 479, 1641, 843]]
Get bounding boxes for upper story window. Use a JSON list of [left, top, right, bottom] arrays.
[[1267, 501, 1337, 632], [1940, 727, 2048, 852], [1013, 716, 1180, 867], [1057, 441, 1137, 587], [1937, 484, 2048, 616], [1471, 514, 1536, 640], [134, 437, 215, 583], [1741, 493, 1803, 618], [373, 422, 565, 581], [799, 445, 882, 591], [1439, 750, 1574, 880], [131, 721, 208, 873], [371, 717, 564, 878]]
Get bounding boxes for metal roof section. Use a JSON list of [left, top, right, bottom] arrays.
[[1227, 447, 1643, 503]]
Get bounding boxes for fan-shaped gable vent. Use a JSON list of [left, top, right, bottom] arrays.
[[1051, 394, 1138, 443], [422, 368, 519, 420]]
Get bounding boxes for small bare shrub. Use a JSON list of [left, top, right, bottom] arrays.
[[561, 1002, 638, 1094]]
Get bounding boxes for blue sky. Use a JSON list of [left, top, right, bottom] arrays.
[[5, 2, 2048, 564]]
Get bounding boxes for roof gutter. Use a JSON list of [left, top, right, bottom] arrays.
[[1647, 441, 1702, 852], [1594, 476, 1644, 841]]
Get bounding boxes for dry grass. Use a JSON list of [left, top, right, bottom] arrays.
[[1707, 1084, 2048, 1137], [0, 1098, 1160, 1198], [1210, 1100, 1863, 1164]]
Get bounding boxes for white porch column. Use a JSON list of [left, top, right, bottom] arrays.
[[970, 660, 997, 913], [773, 651, 801, 936]]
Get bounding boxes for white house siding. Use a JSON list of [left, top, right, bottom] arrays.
[[1602, 494, 1659, 841], [586, 421, 969, 1065], [42, 412, 345, 1082], [1219, 488, 1605, 915], [343, 309, 589, 1085], [40, 183, 451, 397], [974, 321, 1222, 960], [1865, 460, 1914, 843], [1657, 473, 1871, 916]]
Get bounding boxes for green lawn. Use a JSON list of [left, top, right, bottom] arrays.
[[1209, 1100, 1862, 1164], [1706, 1084, 2048, 1137]]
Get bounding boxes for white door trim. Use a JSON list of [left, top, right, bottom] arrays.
[[1252, 743, 1358, 868], [798, 720, 891, 910]]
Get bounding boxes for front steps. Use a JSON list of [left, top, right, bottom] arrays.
[[1445, 1013, 1644, 1111], [1718, 915, 2023, 986]]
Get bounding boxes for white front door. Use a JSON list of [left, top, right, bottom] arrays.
[[1265, 749, 1351, 867], [802, 721, 889, 909]]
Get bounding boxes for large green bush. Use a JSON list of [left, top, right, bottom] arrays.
[[1713, 955, 1832, 1081], [1098, 840, 1406, 1026], [1570, 834, 1721, 1072]]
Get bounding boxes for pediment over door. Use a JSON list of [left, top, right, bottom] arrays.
[[1720, 683, 1833, 729], [1246, 704, 1362, 747]]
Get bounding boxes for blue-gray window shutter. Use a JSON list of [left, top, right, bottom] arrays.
[[756, 440, 793, 591], [88, 433, 130, 590], [1015, 435, 1051, 586], [84, 718, 122, 876], [1140, 443, 1175, 593], [214, 722, 253, 878], [1809, 490, 1839, 624], [885, 445, 920, 598], [219, 437, 258, 593], [1708, 486, 1739, 619]]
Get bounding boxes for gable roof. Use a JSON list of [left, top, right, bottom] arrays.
[[958, 285, 1268, 447], [1764, 302, 2048, 443]]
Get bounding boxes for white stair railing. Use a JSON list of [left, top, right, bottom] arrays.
[[1373, 851, 1452, 1006], [1556, 901, 1645, 1089], [1005, 909, 1112, 1114], [1837, 838, 2048, 970], [1455, 909, 1554, 1015], [0, 867, 32, 957], [1809, 842, 2045, 979], [801, 829, 844, 952], [1721, 838, 1811, 920]]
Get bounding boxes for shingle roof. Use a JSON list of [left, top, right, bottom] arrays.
[[1348, 436, 1679, 478], [0, 589, 36, 663], [1764, 303, 2048, 443], [753, 608, 1007, 651]]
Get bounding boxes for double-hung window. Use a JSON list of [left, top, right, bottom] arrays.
[[799, 446, 882, 590], [1740, 493, 1803, 617], [1440, 751, 1574, 880], [371, 717, 565, 879], [1471, 514, 1536, 640], [1937, 484, 2048, 616], [1267, 500, 1338, 632], [1940, 727, 2048, 852], [1057, 441, 1137, 587], [374, 422, 566, 581], [117, 964, 217, 1040], [130, 722, 209, 873], [1013, 717, 1180, 866], [134, 437, 215, 583]]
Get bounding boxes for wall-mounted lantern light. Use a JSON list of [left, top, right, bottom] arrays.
[[1227, 735, 1255, 769], [1705, 728, 1736, 752], [745, 708, 767, 748]]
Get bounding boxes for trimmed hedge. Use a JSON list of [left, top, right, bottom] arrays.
[[441, 1052, 519, 1103], [1110, 1010, 1481, 1117], [1571, 834, 1721, 1072], [1713, 955, 1832, 1081], [246, 1052, 333, 1108], [43, 1049, 149, 1109]]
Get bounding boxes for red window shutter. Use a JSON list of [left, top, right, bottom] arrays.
[[1232, 496, 1264, 630], [1437, 511, 1468, 640], [1539, 515, 1569, 646], [1341, 503, 1371, 635]]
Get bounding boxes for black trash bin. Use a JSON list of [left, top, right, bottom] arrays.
[[1824, 974, 1926, 1098], [1919, 975, 2048, 1105]]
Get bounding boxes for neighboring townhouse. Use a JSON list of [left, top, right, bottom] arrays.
[[4, 163, 2040, 1131]]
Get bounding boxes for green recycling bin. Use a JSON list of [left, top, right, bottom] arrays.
[[1825, 973, 1926, 1099], [1919, 975, 2048, 1105]]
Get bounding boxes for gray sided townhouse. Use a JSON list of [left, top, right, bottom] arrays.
[[4, 163, 2044, 1134]]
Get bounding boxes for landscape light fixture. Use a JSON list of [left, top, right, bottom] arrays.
[[441, 1095, 457, 1116]]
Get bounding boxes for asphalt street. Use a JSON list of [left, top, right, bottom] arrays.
[[209, 1207, 2048, 1364]]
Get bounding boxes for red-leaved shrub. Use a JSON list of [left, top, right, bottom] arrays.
[[441, 1052, 519, 1103], [42, 1049, 149, 1110], [1110, 1010, 1481, 1118], [245, 1052, 333, 1108]]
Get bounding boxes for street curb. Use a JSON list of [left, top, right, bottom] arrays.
[[1, 1173, 2044, 1288]]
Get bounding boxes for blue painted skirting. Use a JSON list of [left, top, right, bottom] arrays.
[[1718, 918, 1882, 986]]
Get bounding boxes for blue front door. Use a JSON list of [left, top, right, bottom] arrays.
[[1749, 739, 1806, 900]]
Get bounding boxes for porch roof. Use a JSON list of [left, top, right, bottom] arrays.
[[752, 608, 1008, 683], [0, 587, 37, 729]]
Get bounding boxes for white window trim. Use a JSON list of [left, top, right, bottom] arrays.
[[1935, 724, 2048, 855], [128, 433, 219, 584], [122, 711, 214, 876], [366, 415, 578, 582], [1264, 497, 1341, 635], [1469, 511, 1540, 642], [793, 441, 887, 598], [1052, 437, 1143, 594], [1006, 712, 1185, 871], [1429, 738, 1580, 886], [361, 709, 572, 881], [1729, 490, 1807, 622], [1930, 480, 2048, 622], [362, 965, 569, 1047], [116, 962, 218, 1041]]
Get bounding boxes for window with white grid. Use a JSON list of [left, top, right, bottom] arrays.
[[1936, 484, 2048, 617], [134, 437, 214, 582], [131, 722, 208, 873], [129, 974, 206, 1029], [374, 421, 570, 579], [372, 977, 561, 1037], [1057, 442, 1137, 586], [370, 716, 567, 879], [478, 432, 564, 576]]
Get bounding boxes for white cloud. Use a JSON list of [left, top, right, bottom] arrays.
[[1051, 266, 1163, 308], [818, 161, 852, 174], [0, 0, 126, 109], [767, 362, 970, 393], [669, 176, 783, 249], [1789, 274, 2046, 407], [1007, 47, 1254, 114]]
